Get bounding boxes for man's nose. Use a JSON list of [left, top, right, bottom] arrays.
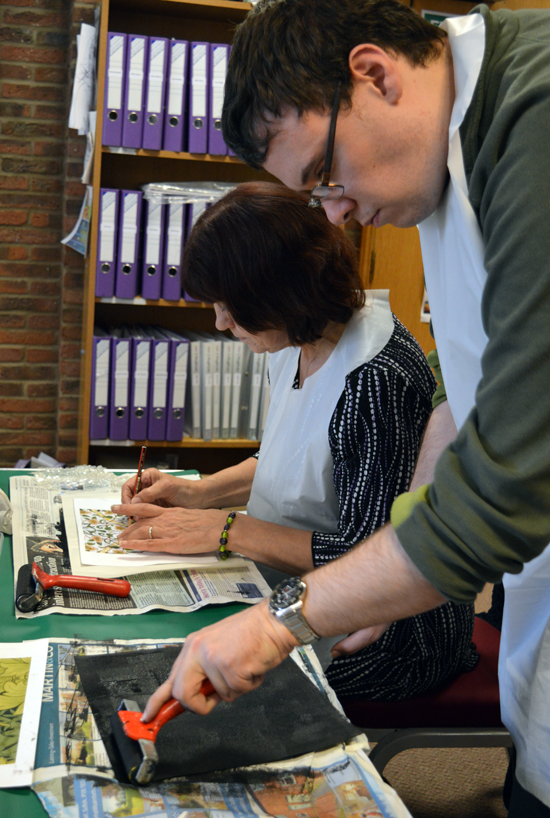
[[323, 197, 356, 225]]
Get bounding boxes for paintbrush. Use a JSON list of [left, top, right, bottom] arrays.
[[110, 680, 216, 785]]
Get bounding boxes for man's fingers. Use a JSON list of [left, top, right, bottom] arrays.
[[141, 679, 175, 722]]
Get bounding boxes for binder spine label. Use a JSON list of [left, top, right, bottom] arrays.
[[133, 342, 149, 405], [172, 345, 188, 407], [120, 193, 138, 263], [94, 340, 110, 405], [212, 46, 227, 119], [107, 35, 124, 110], [147, 39, 165, 113], [166, 202, 184, 265], [168, 43, 186, 116], [114, 341, 130, 405], [128, 38, 145, 110], [145, 202, 162, 265], [192, 44, 207, 118], [99, 191, 117, 261], [153, 343, 168, 406]]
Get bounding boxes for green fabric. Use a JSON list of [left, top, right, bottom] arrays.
[[397, 5, 550, 602], [426, 348, 447, 409], [0, 470, 245, 817], [390, 484, 431, 529]]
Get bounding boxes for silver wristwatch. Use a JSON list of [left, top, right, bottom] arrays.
[[268, 577, 320, 645]]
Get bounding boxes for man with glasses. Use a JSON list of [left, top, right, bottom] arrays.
[[144, 1, 550, 814]]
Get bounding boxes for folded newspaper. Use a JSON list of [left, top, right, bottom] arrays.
[[31, 637, 412, 818], [11, 474, 270, 619]]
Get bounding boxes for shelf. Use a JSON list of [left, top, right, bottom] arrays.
[[95, 297, 213, 308], [111, 0, 252, 21], [90, 438, 260, 448], [103, 147, 245, 164]]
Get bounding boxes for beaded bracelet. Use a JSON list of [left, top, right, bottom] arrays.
[[219, 511, 236, 560]]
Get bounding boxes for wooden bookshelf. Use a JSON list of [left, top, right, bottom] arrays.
[[77, 0, 263, 471]]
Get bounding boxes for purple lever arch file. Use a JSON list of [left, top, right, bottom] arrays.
[[128, 327, 151, 441], [163, 40, 188, 152], [141, 199, 165, 300], [102, 32, 127, 147], [208, 43, 228, 156], [109, 330, 131, 440], [90, 328, 111, 440], [96, 188, 119, 298], [188, 42, 209, 154], [115, 190, 143, 299], [162, 200, 185, 301], [122, 34, 147, 149], [142, 36, 168, 151], [160, 329, 190, 441], [145, 328, 169, 440]]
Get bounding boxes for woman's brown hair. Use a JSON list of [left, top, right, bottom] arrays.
[[182, 181, 365, 346]]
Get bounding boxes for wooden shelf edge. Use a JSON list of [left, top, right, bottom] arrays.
[[102, 146, 244, 164], [89, 438, 260, 448], [95, 297, 213, 308]]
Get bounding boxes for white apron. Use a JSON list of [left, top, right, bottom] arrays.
[[247, 292, 394, 533], [419, 14, 550, 806]]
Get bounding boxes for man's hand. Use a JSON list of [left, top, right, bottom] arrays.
[[120, 469, 205, 508], [112, 503, 226, 554], [142, 600, 298, 719]]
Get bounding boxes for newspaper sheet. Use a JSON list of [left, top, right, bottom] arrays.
[[11, 475, 271, 619], [31, 638, 412, 818]]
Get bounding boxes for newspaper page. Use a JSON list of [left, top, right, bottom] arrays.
[[11, 475, 270, 619], [31, 638, 412, 818]]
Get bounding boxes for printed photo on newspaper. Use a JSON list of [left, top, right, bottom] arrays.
[[30, 637, 412, 818]]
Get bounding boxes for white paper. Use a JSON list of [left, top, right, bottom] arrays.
[[69, 23, 98, 134], [63, 492, 219, 576]]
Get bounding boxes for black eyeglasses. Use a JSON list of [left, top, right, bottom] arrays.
[[308, 82, 345, 208]]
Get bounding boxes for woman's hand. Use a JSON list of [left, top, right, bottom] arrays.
[[112, 502, 227, 555], [330, 623, 391, 658], [120, 469, 205, 508]]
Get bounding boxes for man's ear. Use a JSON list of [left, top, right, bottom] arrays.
[[348, 44, 403, 104]]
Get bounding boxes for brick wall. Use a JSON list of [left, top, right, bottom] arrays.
[[0, 0, 96, 467]]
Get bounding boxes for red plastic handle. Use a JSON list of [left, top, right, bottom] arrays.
[[120, 679, 216, 741], [32, 562, 131, 597]]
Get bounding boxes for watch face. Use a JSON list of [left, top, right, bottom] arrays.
[[271, 577, 304, 611]]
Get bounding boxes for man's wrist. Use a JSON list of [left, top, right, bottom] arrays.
[[259, 599, 302, 651], [267, 577, 320, 645]]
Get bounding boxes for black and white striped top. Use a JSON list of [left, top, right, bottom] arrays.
[[308, 317, 479, 701]]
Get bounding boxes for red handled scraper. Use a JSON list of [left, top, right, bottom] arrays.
[[15, 561, 131, 612], [111, 679, 216, 785]]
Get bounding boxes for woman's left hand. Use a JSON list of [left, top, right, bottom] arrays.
[[111, 502, 228, 554], [330, 623, 391, 658]]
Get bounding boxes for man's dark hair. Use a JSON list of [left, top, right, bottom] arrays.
[[222, 0, 447, 168], [182, 182, 365, 346]]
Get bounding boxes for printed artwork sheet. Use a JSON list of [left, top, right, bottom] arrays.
[[0, 639, 49, 788], [64, 491, 225, 576]]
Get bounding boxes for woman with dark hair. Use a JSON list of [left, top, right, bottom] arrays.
[[114, 182, 477, 701]]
